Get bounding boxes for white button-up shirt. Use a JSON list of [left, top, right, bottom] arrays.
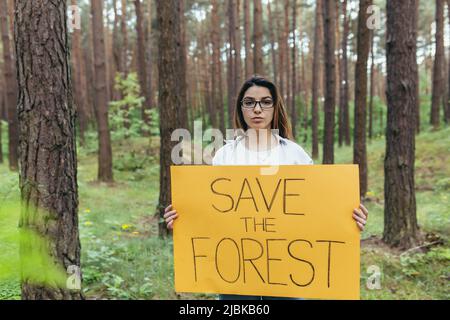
[[212, 134, 314, 166]]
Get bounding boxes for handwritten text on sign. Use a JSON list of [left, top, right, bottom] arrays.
[[171, 165, 360, 299]]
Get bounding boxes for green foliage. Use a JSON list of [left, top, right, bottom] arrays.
[[114, 151, 148, 172], [0, 168, 73, 298], [361, 244, 450, 300], [146, 108, 160, 136], [398, 248, 449, 277], [0, 279, 20, 300], [0, 202, 69, 293], [109, 72, 151, 140]]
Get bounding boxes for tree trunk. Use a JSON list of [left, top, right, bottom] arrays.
[[15, 0, 83, 299], [277, 2, 285, 95], [0, 91, 3, 163], [71, 0, 88, 146], [211, 0, 224, 132], [447, 0, 450, 123], [335, 0, 341, 147], [369, 32, 375, 140], [145, 0, 154, 109], [291, 0, 298, 139], [157, 0, 182, 238], [7, 0, 13, 36], [342, 0, 351, 146], [353, 0, 372, 197], [383, 0, 420, 249], [430, 0, 444, 128], [234, 0, 242, 110], [301, 23, 309, 144], [91, 0, 114, 182], [178, 0, 188, 130], [244, 0, 253, 78], [0, 0, 19, 171], [82, 18, 95, 124], [339, 0, 350, 147], [414, 0, 421, 133], [283, 0, 291, 105], [267, 1, 278, 85], [322, 0, 336, 164], [112, 0, 122, 76], [311, 0, 323, 160], [227, 0, 236, 128], [121, 0, 129, 76], [253, 0, 264, 75], [104, 13, 113, 104], [135, 0, 152, 136]]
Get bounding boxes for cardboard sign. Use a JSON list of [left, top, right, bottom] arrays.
[[171, 165, 360, 300]]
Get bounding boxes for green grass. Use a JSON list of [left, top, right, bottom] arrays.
[[0, 122, 448, 300]]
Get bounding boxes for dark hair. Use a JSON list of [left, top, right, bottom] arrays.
[[233, 75, 293, 140]]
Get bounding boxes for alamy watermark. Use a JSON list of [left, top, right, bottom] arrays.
[[66, 265, 81, 290], [68, 5, 81, 33], [366, 265, 382, 290], [367, 5, 382, 30], [170, 121, 282, 175]]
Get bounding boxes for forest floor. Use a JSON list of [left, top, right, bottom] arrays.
[[0, 125, 449, 300]]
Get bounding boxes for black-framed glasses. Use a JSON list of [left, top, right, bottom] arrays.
[[241, 98, 274, 110]]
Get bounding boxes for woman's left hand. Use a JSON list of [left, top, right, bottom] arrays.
[[353, 203, 369, 232]]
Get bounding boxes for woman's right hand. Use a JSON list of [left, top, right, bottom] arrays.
[[164, 204, 178, 230]]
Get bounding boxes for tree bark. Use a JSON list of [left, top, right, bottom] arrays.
[[430, 0, 444, 128], [283, 0, 291, 105], [291, 0, 298, 139], [311, 0, 323, 160], [339, 0, 351, 147], [276, 2, 285, 95], [369, 32, 375, 140], [104, 12, 113, 104], [0, 0, 19, 170], [15, 0, 83, 299], [121, 0, 129, 77], [91, 0, 114, 182], [383, 0, 420, 249], [447, 0, 450, 123], [253, 0, 264, 75], [322, 0, 336, 164], [353, 0, 372, 197], [227, 0, 236, 128], [301, 19, 309, 144], [71, 0, 88, 146], [135, 0, 152, 135], [267, 1, 278, 85], [414, 0, 421, 132], [234, 0, 242, 109], [444, 0, 450, 124], [112, 0, 121, 76], [178, 0, 188, 130], [335, 0, 341, 147], [82, 17, 95, 124], [343, 0, 351, 146], [157, 0, 182, 238], [211, 0, 224, 132], [0, 90, 3, 163], [145, 0, 154, 109], [244, 0, 253, 78]]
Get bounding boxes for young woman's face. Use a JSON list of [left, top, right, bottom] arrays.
[[241, 86, 275, 131]]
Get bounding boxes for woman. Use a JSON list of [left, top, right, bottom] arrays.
[[164, 76, 368, 300]]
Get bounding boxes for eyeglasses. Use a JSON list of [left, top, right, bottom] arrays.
[[241, 98, 274, 110]]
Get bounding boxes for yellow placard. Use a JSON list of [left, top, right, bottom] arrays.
[[171, 165, 360, 300]]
